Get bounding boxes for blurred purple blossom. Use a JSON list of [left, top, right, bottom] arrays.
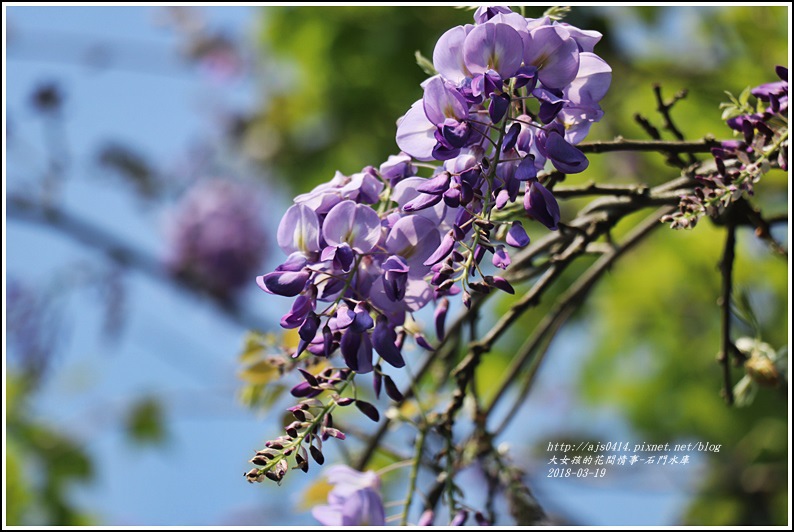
[[165, 179, 268, 301], [311, 465, 385, 526]]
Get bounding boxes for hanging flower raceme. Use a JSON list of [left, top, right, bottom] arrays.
[[663, 66, 789, 229], [249, 5, 610, 489], [165, 178, 268, 301]]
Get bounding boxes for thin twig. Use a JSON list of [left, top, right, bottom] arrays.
[[719, 221, 737, 405], [577, 137, 719, 155], [487, 206, 675, 427], [653, 84, 697, 166], [634, 112, 662, 140]]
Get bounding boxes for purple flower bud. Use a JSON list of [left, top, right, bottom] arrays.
[[489, 93, 510, 123], [424, 230, 456, 266], [417, 510, 435, 526], [336, 303, 356, 329], [490, 275, 515, 294], [291, 381, 320, 398], [502, 122, 521, 152], [404, 192, 444, 212], [544, 131, 589, 174], [340, 329, 374, 374], [355, 400, 380, 422], [506, 221, 530, 247], [280, 294, 315, 329], [492, 246, 511, 269], [434, 298, 449, 340], [473, 5, 512, 23], [474, 512, 491, 526], [383, 255, 410, 302], [524, 180, 561, 230], [416, 172, 452, 194], [373, 315, 406, 368], [450, 509, 469, 526], [462, 290, 472, 308], [415, 334, 434, 351], [351, 303, 375, 333], [515, 155, 538, 181], [298, 368, 319, 387], [373, 370, 383, 399], [322, 325, 334, 357], [383, 375, 404, 402]]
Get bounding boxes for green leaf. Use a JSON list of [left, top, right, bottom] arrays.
[[125, 397, 167, 446], [415, 50, 437, 77]]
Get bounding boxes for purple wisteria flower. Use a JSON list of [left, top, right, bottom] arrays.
[[165, 178, 268, 300], [257, 5, 609, 384], [249, 5, 613, 490], [312, 465, 385, 526]]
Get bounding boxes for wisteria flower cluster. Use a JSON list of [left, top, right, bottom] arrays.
[[165, 178, 268, 300], [248, 5, 610, 490], [664, 66, 789, 229]]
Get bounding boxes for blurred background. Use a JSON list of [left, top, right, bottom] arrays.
[[4, 5, 789, 526]]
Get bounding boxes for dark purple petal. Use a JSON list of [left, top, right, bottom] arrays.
[[423, 230, 456, 266], [351, 303, 374, 333], [280, 295, 315, 329], [489, 93, 510, 123], [416, 172, 452, 194], [490, 275, 515, 294], [506, 221, 530, 247], [502, 123, 521, 152], [340, 329, 362, 371], [513, 64, 538, 90], [356, 332, 374, 374], [299, 312, 321, 342], [515, 154, 538, 181], [257, 270, 309, 297], [524, 181, 560, 230], [276, 252, 309, 272], [545, 131, 589, 174], [415, 334, 434, 351], [336, 303, 356, 329], [442, 119, 472, 148], [434, 297, 449, 340], [355, 400, 380, 422], [404, 192, 444, 212], [372, 315, 405, 368], [492, 246, 511, 269], [322, 325, 334, 357], [383, 375, 404, 402]]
